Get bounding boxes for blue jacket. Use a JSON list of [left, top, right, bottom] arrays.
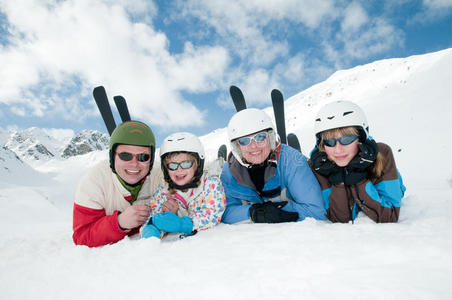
[[221, 144, 326, 224]]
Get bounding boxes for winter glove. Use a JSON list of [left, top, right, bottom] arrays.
[[249, 201, 299, 223], [310, 147, 341, 177], [311, 147, 345, 184], [152, 212, 194, 235], [347, 139, 379, 171], [343, 139, 379, 185], [141, 224, 161, 239]]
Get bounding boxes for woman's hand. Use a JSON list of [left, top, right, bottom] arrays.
[[162, 194, 179, 214]]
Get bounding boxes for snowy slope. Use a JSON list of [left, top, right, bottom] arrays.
[[1, 49, 451, 300]]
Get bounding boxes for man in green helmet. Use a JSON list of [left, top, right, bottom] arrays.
[[72, 121, 162, 247]]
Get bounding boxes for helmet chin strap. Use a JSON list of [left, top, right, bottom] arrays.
[[168, 179, 200, 190]]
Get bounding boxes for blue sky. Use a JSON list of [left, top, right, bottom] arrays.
[[0, 0, 451, 145]]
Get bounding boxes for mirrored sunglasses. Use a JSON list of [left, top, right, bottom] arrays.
[[323, 134, 358, 147], [237, 131, 269, 147], [166, 160, 194, 171], [117, 152, 151, 162]]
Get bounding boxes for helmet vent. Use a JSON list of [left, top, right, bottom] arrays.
[[343, 111, 353, 116], [327, 116, 335, 120], [315, 118, 321, 122]]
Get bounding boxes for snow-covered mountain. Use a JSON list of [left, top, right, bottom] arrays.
[[61, 130, 109, 158], [1, 127, 109, 163], [1, 48, 451, 299]]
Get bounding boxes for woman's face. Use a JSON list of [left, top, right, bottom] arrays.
[[238, 131, 271, 165], [165, 153, 196, 186], [323, 132, 359, 167]]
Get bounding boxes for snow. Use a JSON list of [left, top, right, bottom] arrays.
[[1, 49, 452, 299]]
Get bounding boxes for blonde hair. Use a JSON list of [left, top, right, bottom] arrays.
[[319, 127, 384, 183]]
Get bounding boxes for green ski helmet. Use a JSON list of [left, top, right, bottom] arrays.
[[109, 120, 156, 174]]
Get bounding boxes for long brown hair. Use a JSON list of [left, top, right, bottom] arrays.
[[319, 127, 384, 183]]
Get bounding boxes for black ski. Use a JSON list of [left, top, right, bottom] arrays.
[[270, 89, 287, 144], [93, 86, 116, 136], [217, 144, 227, 161], [287, 133, 301, 152], [229, 85, 247, 112], [113, 95, 131, 122]]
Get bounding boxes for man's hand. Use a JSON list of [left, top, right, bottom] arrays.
[[118, 205, 151, 231], [162, 194, 179, 214]]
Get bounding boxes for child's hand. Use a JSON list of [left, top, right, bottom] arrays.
[[162, 194, 178, 214]]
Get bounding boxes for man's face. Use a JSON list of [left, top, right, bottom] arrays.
[[114, 144, 151, 185]]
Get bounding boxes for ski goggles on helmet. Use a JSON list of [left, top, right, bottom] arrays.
[[237, 131, 268, 147], [166, 160, 194, 171], [117, 152, 151, 162], [323, 134, 358, 147]]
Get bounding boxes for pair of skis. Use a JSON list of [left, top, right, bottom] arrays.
[[218, 86, 301, 161], [92, 86, 131, 136]]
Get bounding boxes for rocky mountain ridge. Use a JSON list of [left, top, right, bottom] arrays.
[[1, 127, 109, 164]]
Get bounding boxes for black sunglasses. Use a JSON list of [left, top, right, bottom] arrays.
[[117, 152, 151, 162], [166, 160, 194, 171], [323, 134, 358, 147], [237, 131, 268, 147]]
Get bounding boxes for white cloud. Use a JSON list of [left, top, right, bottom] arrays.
[[176, 0, 339, 105], [177, 0, 338, 67], [423, 0, 452, 9], [0, 0, 229, 129], [341, 18, 404, 60], [341, 2, 369, 33]]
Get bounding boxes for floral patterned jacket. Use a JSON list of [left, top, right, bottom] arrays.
[[148, 169, 226, 231]]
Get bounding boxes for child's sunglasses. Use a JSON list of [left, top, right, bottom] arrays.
[[117, 152, 151, 162], [237, 131, 268, 147], [166, 160, 194, 171], [323, 134, 358, 147]]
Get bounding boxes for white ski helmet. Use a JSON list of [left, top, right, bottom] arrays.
[[314, 100, 369, 143], [159, 132, 205, 189], [227, 108, 278, 167]]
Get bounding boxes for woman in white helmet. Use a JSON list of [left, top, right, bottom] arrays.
[[221, 108, 326, 224], [310, 101, 405, 223], [141, 132, 226, 239]]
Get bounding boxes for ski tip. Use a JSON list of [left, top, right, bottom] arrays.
[[271, 89, 282, 98], [93, 86, 106, 97], [93, 85, 105, 92], [230, 85, 240, 93], [287, 133, 301, 151]]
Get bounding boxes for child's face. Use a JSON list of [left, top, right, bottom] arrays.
[[165, 153, 196, 187], [323, 132, 359, 167]]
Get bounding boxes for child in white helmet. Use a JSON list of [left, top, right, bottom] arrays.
[[141, 132, 226, 239], [310, 101, 406, 223]]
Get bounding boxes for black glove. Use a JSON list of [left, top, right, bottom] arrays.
[[343, 139, 379, 185], [311, 147, 345, 184], [310, 147, 341, 177], [347, 139, 379, 170], [249, 201, 299, 223]]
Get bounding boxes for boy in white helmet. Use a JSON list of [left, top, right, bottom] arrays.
[[310, 101, 405, 223], [221, 108, 326, 224], [141, 132, 226, 239]]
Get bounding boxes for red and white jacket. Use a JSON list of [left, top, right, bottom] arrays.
[[72, 160, 162, 247]]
